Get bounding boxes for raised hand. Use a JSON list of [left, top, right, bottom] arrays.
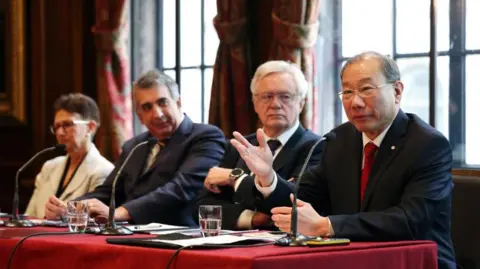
[[230, 129, 275, 187]]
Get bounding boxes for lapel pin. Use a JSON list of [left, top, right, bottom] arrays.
[[391, 146, 396, 150]]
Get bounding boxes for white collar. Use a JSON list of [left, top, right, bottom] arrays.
[[362, 123, 393, 149], [264, 120, 299, 146]]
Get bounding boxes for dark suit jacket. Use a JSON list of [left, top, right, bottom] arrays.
[[196, 125, 322, 230], [79, 115, 225, 226], [261, 111, 456, 269]]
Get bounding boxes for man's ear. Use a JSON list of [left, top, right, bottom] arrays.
[[393, 81, 404, 104], [176, 98, 182, 109], [299, 97, 306, 111]]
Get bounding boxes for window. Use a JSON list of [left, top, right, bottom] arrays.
[[319, 0, 480, 167], [131, 0, 218, 127]]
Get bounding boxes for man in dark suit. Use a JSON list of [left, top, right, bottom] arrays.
[[230, 52, 456, 269], [196, 61, 322, 230], [45, 70, 225, 226]]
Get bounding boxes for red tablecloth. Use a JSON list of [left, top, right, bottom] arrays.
[[0, 227, 438, 269]]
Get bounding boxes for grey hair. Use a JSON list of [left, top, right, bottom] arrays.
[[250, 61, 308, 99], [340, 51, 401, 82], [132, 69, 180, 101]]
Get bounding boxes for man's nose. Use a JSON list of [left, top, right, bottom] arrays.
[[350, 93, 366, 108], [152, 105, 164, 118]]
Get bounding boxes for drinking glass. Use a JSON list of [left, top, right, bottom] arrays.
[[65, 200, 89, 233], [198, 205, 222, 237]]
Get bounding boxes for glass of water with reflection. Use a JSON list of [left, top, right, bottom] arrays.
[[198, 205, 222, 237], [66, 200, 89, 232]]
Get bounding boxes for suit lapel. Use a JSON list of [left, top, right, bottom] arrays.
[[59, 145, 98, 200], [273, 126, 305, 171], [345, 129, 363, 211], [49, 157, 68, 195], [361, 111, 409, 211], [143, 115, 193, 176]]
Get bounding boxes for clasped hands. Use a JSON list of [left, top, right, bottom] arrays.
[[44, 196, 130, 221], [229, 129, 330, 236]]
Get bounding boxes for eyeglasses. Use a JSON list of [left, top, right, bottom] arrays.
[[253, 92, 299, 105], [50, 120, 89, 134], [338, 83, 392, 101]]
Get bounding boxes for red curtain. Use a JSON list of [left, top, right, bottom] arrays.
[[269, 0, 321, 131], [209, 0, 257, 137], [92, 0, 133, 160]]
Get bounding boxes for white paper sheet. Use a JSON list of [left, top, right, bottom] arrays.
[[149, 234, 260, 247]]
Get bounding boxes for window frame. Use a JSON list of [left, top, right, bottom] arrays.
[[130, 0, 215, 133], [332, 0, 480, 167]]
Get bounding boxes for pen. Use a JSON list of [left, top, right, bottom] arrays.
[[131, 224, 163, 230]]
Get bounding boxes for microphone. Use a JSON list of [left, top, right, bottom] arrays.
[[99, 137, 158, 235], [275, 132, 336, 246], [6, 144, 66, 227]]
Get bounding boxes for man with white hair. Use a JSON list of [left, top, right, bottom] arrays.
[[196, 60, 323, 230]]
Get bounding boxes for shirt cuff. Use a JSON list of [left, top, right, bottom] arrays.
[[236, 209, 255, 229], [254, 173, 278, 198], [326, 217, 335, 237], [234, 174, 249, 192]]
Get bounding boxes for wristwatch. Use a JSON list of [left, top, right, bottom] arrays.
[[229, 168, 245, 185]]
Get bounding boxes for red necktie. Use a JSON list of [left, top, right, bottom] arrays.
[[360, 142, 378, 201]]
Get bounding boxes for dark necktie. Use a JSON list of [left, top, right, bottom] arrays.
[[360, 142, 378, 201], [267, 139, 282, 156]]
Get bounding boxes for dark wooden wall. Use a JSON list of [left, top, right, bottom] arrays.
[[0, 0, 96, 214]]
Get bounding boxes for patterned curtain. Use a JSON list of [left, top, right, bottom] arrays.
[[209, 0, 257, 137], [269, 0, 321, 131], [92, 0, 133, 160]]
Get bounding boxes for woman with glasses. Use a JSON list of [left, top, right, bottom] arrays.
[[25, 93, 114, 218]]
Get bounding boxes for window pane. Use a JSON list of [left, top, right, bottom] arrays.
[[466, 55, 480, 165], [164, 70, 176, 82], [396, 0, 449, 54], [342, 0, 393, 57], [204, 68, 214, 123], [181, 0, 201, 67], [397, 56, 449, 137], [180, 69, 202, 123], [163, 0, 176, 68], [204, 0, 219, 66], [466, 0, 480, 50]]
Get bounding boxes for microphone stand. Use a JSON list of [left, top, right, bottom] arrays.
[[276, 133, 336, 246], [99, 138, 158, 235], [5, 145, 66, 227]]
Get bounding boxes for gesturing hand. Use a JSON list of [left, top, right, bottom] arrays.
[[230, 129, 275, 187]]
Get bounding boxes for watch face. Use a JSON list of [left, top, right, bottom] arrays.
[[231, 168, 244, 177]]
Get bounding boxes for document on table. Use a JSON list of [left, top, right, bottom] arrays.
[[149, 232, 284, 247]]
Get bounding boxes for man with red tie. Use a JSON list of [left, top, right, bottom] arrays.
[[230, 51, 456, 269]]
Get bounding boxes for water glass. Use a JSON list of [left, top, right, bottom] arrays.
[[198, 205, 222, 237], [66, 200, 89, 233]]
